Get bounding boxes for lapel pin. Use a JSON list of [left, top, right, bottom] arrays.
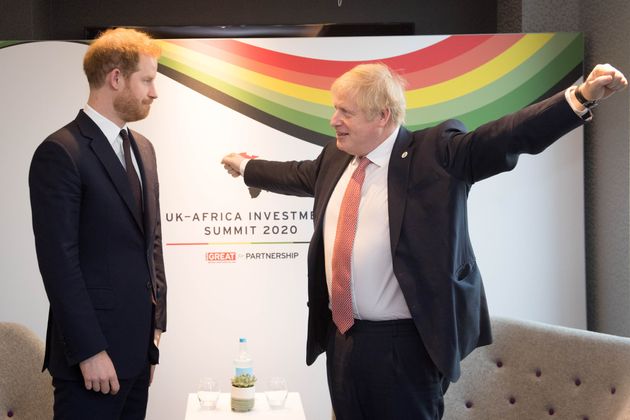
[[401, 151, 408, 158]]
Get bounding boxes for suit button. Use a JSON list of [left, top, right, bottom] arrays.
[[146, 281, 152, 289]]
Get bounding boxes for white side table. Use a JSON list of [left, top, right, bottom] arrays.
[[184, 392, 307, 420]]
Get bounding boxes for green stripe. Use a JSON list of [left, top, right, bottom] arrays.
[[246, 83, 333, 119], [230, 76, 334, 119]]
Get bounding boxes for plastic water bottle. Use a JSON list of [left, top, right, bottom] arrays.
[[234, 337, 253, 377]]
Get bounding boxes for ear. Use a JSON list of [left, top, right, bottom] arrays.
[[378, 108, 392, 127], [106, 68, 123, 90]]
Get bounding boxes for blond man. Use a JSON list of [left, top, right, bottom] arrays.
[[222, 62, 626, 419]]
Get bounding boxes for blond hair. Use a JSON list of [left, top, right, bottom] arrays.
[[331, 63, 407, 125], [83, 27, 161, 88]]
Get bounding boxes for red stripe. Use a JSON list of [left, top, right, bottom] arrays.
[[167, 39, 337, 89], [211, 36, 498, 75], [165, 34, 523, 90], [403, 34, 525, 89]]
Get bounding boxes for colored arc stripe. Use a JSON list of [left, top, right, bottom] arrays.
[[383, 34, 512, 74], [413, 63, 582, 132], [160, 35, 497, 86], [215, 36, 497, 76], [159, 41, 332, 106], [156, 33, 582, 143], [408, 60, 582, 131], [160, 53, 333, 121], [157, 34, 533, 109], [156, 34, 535, 128], [159, 56, 333, 134], [405, 33, 556, 107], [403, 34, 526, 89], [158, 33, 556, 113], [159, 64, 334, 146], [406, 33, 582, 124], [162, 39, 337, 91]]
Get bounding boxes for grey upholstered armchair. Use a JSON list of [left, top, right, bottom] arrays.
[[444, 316, 630, 420], [0, 322, 53, 419]]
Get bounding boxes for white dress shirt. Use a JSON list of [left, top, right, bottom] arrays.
[[83, 104, 142, 187], [323, 126, 412, 320]]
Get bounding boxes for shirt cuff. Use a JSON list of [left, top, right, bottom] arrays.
[[239, 158, 250, 176], [565, 86, 592, 121]]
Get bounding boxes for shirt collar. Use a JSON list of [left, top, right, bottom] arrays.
[[360, 125, 400, 168], [84, 104, 129, 147]]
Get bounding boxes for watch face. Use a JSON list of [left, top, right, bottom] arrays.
[[583, 99, 599, 109]]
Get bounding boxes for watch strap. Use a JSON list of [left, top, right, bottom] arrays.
[[575, 85, 599, 109]]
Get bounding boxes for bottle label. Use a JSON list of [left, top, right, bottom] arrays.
[[235, 367, 253, 376]]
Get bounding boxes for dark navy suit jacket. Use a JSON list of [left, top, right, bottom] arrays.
[[243, 91, 583, 382], [29, 110, 167, 380]]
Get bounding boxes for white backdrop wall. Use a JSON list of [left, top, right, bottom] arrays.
[[0, 37, 584, 420]]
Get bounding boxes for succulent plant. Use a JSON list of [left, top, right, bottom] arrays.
[[231, 373, 257, 388]]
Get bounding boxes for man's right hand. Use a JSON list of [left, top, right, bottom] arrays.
[[221, 153, 247, 178], [79, 350, 120, 395]]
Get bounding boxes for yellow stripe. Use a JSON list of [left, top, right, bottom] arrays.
[[405, 33, 554, 107], [157, 41, 331, 105]]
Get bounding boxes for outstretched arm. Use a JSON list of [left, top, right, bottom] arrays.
[[221, 147, 330, 198]]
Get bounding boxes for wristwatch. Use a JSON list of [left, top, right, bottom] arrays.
[[574, 85, 599, 109]]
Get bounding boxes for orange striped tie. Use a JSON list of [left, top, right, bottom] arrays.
[[331, 157, 370, 334]]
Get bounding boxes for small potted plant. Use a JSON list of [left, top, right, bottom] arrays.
[[231, 373, 257, 412]]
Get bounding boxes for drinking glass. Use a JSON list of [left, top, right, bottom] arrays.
[[265, 376, 288, 409], [197, 377, 220, 409]]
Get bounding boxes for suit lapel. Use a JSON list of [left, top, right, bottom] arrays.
[[76, 111, 145, 233], [314, 152, 353, 232], [129, 130, 161, 303], [388, 127, 413, 251], [127, 130, 148, 234], [129, 130, 157, 242]]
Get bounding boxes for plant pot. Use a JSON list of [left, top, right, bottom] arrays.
[[231, 385, 255, 412]]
